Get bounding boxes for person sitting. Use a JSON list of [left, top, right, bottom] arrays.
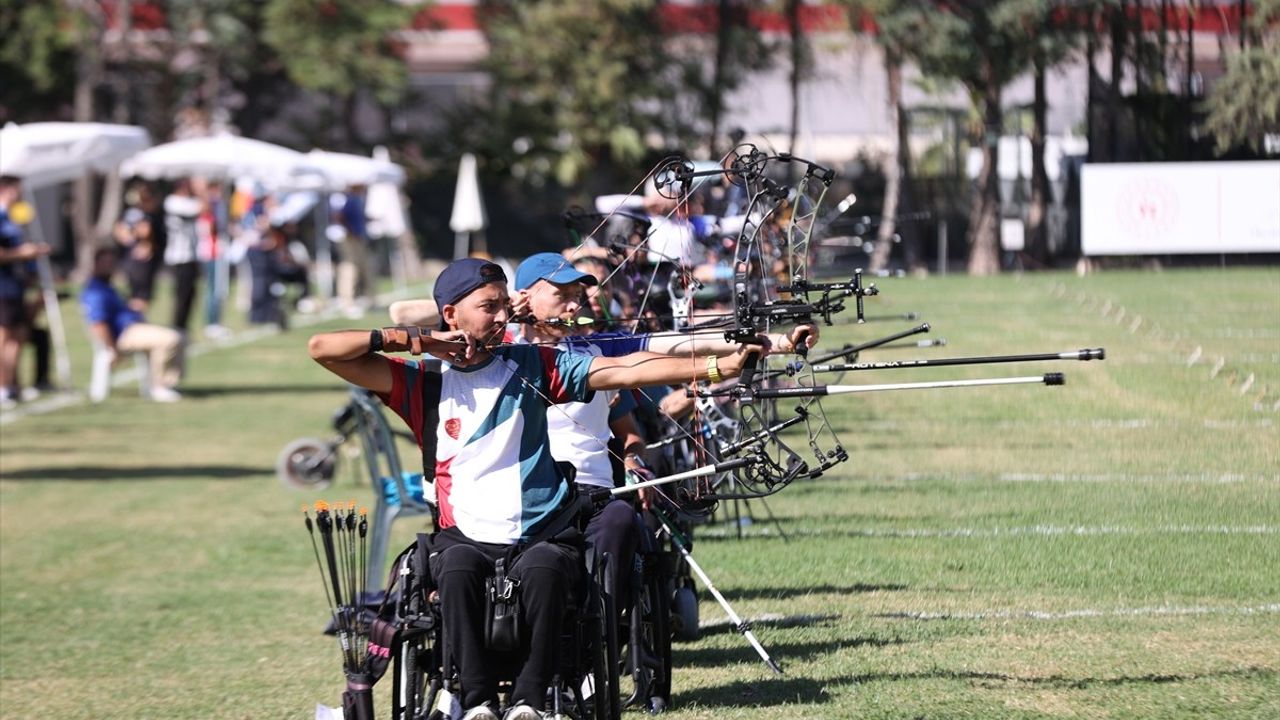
[[80, 247, 185, 403], [307, 258, 757, 720]]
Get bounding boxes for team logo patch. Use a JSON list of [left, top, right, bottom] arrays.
[[444, 418, 461, 440]]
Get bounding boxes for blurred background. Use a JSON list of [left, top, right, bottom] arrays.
[[2, 0, 1277, 281]]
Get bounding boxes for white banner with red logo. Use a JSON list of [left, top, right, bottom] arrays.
[[1082, 161, 1280, 255]]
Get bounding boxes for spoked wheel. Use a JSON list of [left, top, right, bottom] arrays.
[[591, 560, 622, 720], [275, 437, 337, 490], [626, 563, 672, 713]]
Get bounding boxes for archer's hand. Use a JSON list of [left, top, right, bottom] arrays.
[[426, 329, 483, 366], [718, 344, 762, 380], [659, 388, 695, 419], [625, 466, 657, 510], [785, 324, 819, 353], [509, 293, 530, 320]]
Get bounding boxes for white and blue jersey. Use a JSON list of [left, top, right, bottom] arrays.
[[378, 344, 595, 545]]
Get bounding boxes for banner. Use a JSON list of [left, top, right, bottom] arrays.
[[1082, 161, 1280, 255]]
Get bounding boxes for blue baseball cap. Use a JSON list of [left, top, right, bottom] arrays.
[[432, 258, 508, 329], [514, 252, 599, 291]]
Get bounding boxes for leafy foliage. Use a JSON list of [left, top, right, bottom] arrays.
[[1203, 0, 1280, 154], [0, 0, 79, 121], [262, 0, 415, 106]]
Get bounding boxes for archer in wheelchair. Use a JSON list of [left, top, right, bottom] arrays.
[[306, 257, 761, 719]]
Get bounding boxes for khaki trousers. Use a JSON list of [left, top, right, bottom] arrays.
[[117, 323, 184, 390]]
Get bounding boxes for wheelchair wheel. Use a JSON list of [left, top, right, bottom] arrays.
[[275, 437, 337, 490], [671, 582, 699, 642], [624, 560, 672, 712]]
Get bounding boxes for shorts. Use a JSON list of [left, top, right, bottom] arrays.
[[0, 296, 28, 329]]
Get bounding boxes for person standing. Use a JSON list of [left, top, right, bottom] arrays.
[[163, 178, 203, 334], [0, 175, 48, 409], [336, 184, 373, 316]]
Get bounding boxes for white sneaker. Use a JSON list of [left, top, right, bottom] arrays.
[[203, 324, 233, 340], [149, 387, 182, 403], [461, 705, 500, 720], [503, 704, 543, 720]]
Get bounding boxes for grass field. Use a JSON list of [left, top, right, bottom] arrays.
[[1, 268, 1277, 719]]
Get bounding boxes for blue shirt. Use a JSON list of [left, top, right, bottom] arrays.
[[563, 330, 649, 357], [80, 278, 143, 340], [0, 208, 28, 299], [342, 193, 368, 241]]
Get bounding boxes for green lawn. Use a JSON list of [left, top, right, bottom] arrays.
[[1, 269, 1277, 719]]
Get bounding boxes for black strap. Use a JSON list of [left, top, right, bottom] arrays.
[[417, 360, 443, 480]]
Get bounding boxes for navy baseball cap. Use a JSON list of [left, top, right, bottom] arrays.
[[432, 258, 508, 329], [514, 252, 599, 291]]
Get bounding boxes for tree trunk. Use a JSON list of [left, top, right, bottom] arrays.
[[967, 71, 1002, 276], [1027, 44, 1051, 265], [1086, 8, 1098, 163], [870, 51, 904, 273], [1108, 0, 1126, 161], [708, 0, 733, 157], [72, 27, 103, 281], [786, 0, 803, 184]]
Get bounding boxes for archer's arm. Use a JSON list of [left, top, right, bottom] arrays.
[[586, 346, 756, 391], [308, 330, 393, 394], [644, 323, 820, 356]]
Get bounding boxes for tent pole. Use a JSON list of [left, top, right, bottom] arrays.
[[22, 188, 73, 390]]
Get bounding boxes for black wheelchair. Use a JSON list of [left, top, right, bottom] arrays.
[[386, 524, 622, 720]]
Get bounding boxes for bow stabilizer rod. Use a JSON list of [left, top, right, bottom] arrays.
[[808, 348, 1106, 374]]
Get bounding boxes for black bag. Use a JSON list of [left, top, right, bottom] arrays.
[[483, 555, 521, 652]]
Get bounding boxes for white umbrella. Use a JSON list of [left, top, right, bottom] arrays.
[[306, 149, 405, 190], [121, 133, 321, 189], [0, 122, 151, 189], [0, 122, 153, 390], [449, 153, 486, 259]]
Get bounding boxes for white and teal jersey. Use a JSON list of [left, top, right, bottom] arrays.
[[379, 344, 595, 544]]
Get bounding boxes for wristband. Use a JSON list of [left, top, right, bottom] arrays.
[[705, 354, 722, 383], [369, 329, 384, 353], [624, 452, 648, 468], [380, 326, 427, 355]]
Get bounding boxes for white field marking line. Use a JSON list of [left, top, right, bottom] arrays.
[[856, 418, 1273, 430], [877, 603, 1280, 622], [889, 471, 1280, 484], [0, 285, 428, 426], [699, 612, 842, 632], [1128, 314, 1143, 333], [698, 524, 1278, 540], [1186, 345, 1203, 366]]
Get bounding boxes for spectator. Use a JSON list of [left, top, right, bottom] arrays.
[[246, 222, 306, 328], [335, 184, 373, 316], [200, 180, 232, 339], [81, 247, 185, 403], [0, 175, 48, 410], [112, 203, 159, 314], [163, 178, 203, 334]]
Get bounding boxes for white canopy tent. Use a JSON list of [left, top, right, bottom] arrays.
[[0, 121, 153, 390], [304, 149, 405, 190], [121, 133, 322, 188]]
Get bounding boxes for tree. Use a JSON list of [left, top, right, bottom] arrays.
[[837, 2, 923, 273], [464, 1, 698, 188], [884, 2, 1044, 275], [262, 0, 415, 150], [1203, 0, 1280, 154], [0, 1, 79, 122]]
